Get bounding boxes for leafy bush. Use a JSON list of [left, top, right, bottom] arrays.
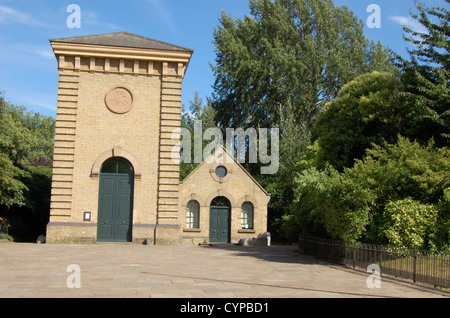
[[380, 198, 439, 250], [292, 136, 450, 250]]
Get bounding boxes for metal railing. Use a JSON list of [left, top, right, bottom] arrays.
[[298, 234, 450, 289]]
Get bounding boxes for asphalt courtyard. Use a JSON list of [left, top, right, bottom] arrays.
[[0, 241, 448, 298]]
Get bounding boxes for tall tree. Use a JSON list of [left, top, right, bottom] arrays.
[[315, 72, 411, 171], [0, 95, 55, 167], [400, 0, 449, 147], [211, 0, 397, 241], [0, 92, 55, 240], [211, 0, 396, 132], [180, 91, 217, 180]]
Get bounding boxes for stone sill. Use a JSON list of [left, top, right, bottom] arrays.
[[238, 229, 256, 234]]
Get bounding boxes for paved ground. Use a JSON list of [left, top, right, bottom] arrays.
[[0, 241, 448, 298]]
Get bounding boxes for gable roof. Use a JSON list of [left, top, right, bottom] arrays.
[[50, 32, 193, 52], [180, 146, 270, 197]]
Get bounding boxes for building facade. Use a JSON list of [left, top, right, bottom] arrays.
[[46, 32, 269, 245]]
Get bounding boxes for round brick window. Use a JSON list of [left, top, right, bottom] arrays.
[[215, 166, 228, 178]]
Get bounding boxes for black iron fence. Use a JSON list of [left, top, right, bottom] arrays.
[[298, 234, 450, 289]]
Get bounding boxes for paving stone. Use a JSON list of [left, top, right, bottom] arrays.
[[0, 242, 447, 298]]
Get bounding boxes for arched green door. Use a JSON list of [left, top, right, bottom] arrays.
[[97, 157, 134, 242], [209, 196, 231, 243]]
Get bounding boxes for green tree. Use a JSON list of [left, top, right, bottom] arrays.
[[0, 95, 55, 166], [0, 153, 28, 208], [315, 72, 411, 171], [0, 92, 55, 241], [211, 0, 397, 240], [293, 164, 376, 242], [180, 91, 217, 180], [399, 0, 449, 147], [211, 0, 396, 131], [381, 198, 439, 250], [292, 136, 450, 249]]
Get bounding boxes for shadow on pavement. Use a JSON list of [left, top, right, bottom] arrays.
[[199, 243, 321, 265]]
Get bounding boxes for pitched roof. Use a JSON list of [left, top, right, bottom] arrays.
[[180, 146, 270, 197], [50, 32, 193, 52]]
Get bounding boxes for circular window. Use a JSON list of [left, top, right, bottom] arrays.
[[215, 166, 228, 178]]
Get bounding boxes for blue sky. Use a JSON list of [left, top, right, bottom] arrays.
[[0, 0, 443, 118]]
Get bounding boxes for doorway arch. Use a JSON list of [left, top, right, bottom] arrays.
[[97, 157, 134, 242], [209, 196, 231, 243]]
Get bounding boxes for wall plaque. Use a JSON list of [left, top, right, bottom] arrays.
[[105, 87, 134, 114]]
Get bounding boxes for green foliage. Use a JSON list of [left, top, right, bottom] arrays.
[[399, 0, 450, 147], [180, 91, 218, 181], [0, 94, 55, 167], [401, 66, 450, 147], [434, 188, 450, 251], [0, 92, 54, 241], [211, 0, 396, 131], [380, 198, 439, 250], [315, 72, 412, 171], [403, 0, 449, 71], [211, 0, 396, 242], [292, 137, 450, 250], [293, 166, 376, 242], [1, 161, 52, 242], [0, 153, 28, 208]]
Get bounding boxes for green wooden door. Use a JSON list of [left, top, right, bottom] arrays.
[[209, 206, 230, 243], [97, 158, 134, 242]]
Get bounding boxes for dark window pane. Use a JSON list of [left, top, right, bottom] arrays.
[[215, 166, 227, 178], [101, 158, 117, 173], [101, 157, 134, 174], [117, 158, 133, 174], [210, 196, 230, 207]]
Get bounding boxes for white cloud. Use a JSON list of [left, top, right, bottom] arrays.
[[389, 16, 429, 34], [24, 98, 57, 112], [146, 0, 177, 34], [31, 46, 54, 59], [0, 5, 47, 27], [0, 40, 55, 70], [82, 10, 120, 30]]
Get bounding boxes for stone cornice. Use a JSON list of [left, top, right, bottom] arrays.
[[50, 41, 192, 78], [51, 41, 192, 62]]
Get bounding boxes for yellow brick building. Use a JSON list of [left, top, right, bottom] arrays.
[[46, 32, 270, 245]]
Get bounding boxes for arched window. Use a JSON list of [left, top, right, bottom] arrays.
[[186, 200, 200, 229], [101, 157, 134, 175], [210, 196, 231, 207], [241, 202, 254, 229]]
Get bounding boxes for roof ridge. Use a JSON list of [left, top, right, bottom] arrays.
[[50, 31, 127, 41], [50, 32, 193, 52], [180, 146, 270, 197]]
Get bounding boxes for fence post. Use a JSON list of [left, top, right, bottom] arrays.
[[379, 247, 383, 277], [353, 244, 356, 268], [413, 250, 417, 284]]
